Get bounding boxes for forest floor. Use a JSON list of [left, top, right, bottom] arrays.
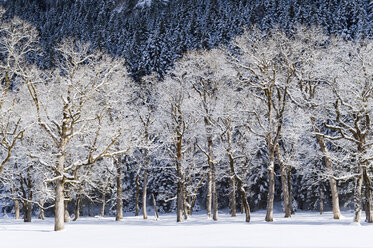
[[0, 210, 372, 248]]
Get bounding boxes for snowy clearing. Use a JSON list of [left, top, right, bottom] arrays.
[[1, 210, 373, 248]]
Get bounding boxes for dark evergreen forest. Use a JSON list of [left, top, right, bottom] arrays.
[[1, 0, 372, 80]]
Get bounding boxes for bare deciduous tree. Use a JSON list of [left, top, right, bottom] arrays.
[[26, 39, 131, 231]]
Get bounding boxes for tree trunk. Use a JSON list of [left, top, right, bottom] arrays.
[[101, 191, 106, 217], [64, 200, 69, 223], [319, 187, 324, 215], [205, 122, 218, 221], [54, 178, 65, 231], [14, 200, 20, 219], [142, 126, 150, 219], [354, 171, 363, 223], [211, 163, 218, 221], [183, 183, 189, 220], [25, 201, 32, 222], [206, 171, 212, 218], [315, 133, 341, 219], [226, 136, 250, 222], [176, 128, 185, 223], [135, 170, 140, 216], [230, 176, 236, 217], [53, 104, 71, 231], [226, 128, 237, 217], [189, 173, 207, 216], [22, 202, 27, 221], [227, 149, 236, 217], [24, 167, 33, 222], [172, 105, 188, 222], [39, 201, 45, 220], [176, 154, 185, 222], [54, 140, 66, 231], [237, 180, 251, 222], [115, 157, 123, 221], [204, 114, 217, 220], [287, 167, 294, 214], [275, 145, 291, 218], [142, 168, 148, 219], [73, 196, 81, 221], [187, 193, 192, 216], [265, 146, 275, 222], [176, 177, 184, 222], [363, 167, 373, 223], [22, 201, 32, 223], [20, 167, 33, 223], [152, 194, 159, 220]]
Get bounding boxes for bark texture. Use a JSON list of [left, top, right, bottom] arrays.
[[206, 171, 212, 218], [265, 146, 275, 222], [142, 167, 148, 219], [64, 201, 69, 223], [72, 196, 81, 221], [152, 193, 159, 220], [101, 192, 106, 217], [54, 178, 65, 231], [315, 133, 341, 219], [135, 170, 140, 216], [54, 143, 66, 231], [226, 133, 250, 222], [39, 201, 45, 220], [275, 145, 291, 218], [205, 116, 218, 221], [115, 157, 123, 221], [319, 187, 324, 215], [354, 171, 363, 223], [176, 137, 185, 222], [14, 200, 20, 220], [363, 167, 373, 223], [230, 176, 236, 217]]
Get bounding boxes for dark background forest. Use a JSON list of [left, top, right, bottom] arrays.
[[1, 0, 372, 80]]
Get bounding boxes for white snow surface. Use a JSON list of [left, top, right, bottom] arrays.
[[1, 210, 372, 248]]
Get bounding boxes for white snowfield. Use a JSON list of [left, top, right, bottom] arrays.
[[1, 210, 372, 248]]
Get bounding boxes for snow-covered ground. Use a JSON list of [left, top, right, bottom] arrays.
[[1, 210, 372, 248]]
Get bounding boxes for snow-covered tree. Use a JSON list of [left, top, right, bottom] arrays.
[[287, 26, 343, 219], [128, 73, 160, 219], [0, 11, 39, 176], [169, 49, 236, 220], [156, 63, 202, 222], [230, 27, 311, 221], [26, 39, 132, 231], [318, 37, 373, 223]]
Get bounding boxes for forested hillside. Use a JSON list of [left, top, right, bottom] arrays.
[[1, 0, 372, 79], [0, 0, 372, 232]]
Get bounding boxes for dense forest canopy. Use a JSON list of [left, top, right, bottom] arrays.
[[1, 0, 372, 79]]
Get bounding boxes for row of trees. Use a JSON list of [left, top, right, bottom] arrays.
[[0, 13, 372, 231]]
